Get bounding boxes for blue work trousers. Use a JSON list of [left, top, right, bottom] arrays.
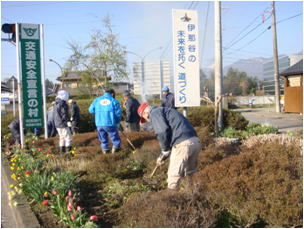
[[97, 126, 121, 150]]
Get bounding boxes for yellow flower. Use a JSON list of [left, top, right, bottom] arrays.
[[10, 167, 15, 171], [9, 184, 14, 189], [19, 183, 23, 187], [51, 176, 54, 181], [12, 163, 15, 166], [8, 202, 12, 207], [13, 201, 18, 206], [10, 191, 16, 196], [11, 174, 17, 181], [17, 189, 22, 194], [17, 167, 21, 171]]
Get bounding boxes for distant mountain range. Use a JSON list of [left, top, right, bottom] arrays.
[[202, 51, 303, 80]]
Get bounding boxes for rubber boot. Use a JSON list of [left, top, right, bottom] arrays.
[[102, 148, 110, 154], [60, 146, 66, 153], [111, 147, 120, 154], [65, 146, 72, 159]]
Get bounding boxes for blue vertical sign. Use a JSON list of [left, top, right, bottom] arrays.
[[172, 9, 200, 107]]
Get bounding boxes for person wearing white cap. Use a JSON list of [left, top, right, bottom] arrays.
[[53, 90, 73, 154]]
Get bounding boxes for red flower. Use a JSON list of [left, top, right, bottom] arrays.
[[51, 190, 58, 195], [42, 200, 48, 206], [25, 170, 31, 175], [65, 196, 69, 201], [76, 206, 82, 211], [38, 148, 42, 151], [70, 214, 76, 221], [90, 215, 98, 221], [68, 190, 72, 197], [47, 149, 52, 153]]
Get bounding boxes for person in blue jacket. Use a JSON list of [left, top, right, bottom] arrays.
[[89, 88, 122, 154], [161, 86, 176, 109]]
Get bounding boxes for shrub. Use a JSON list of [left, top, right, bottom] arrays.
[[118, 188, 220, 228], [187, 106, 248, 131], [192, 140, 303, 227]]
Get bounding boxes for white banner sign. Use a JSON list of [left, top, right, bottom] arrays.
[[172, 9, 200, 107]]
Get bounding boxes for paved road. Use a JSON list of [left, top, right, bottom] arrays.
[[235, 107, 303, 132]]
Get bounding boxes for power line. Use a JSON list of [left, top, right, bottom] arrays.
[[225, 12, 303, 56], [223, 13, 272, 51], [224, 6, 271, 48]]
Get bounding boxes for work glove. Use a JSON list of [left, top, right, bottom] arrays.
[[156, 150, 171, 165], [67, 121, 72, 127]]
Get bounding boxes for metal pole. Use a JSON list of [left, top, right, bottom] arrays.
[[40, 24, 48, 139], [15, 23, 25, 148], [12, 76, 16, 116], [214, 0, 223, 132], [271, 1, 281, 113]]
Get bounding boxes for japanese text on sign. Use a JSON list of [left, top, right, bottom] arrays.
[[172, 9, 200, 107]]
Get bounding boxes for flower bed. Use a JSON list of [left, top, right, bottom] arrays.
[[2, 125, 302, 228]]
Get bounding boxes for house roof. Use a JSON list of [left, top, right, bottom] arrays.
[[1, 82, 12, 93], [280, 59, 303, 76]]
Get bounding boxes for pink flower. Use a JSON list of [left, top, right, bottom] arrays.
[[32, 140, 35, 144], [51, 190, 58, 195], [68, 190, 72, 197], [90, 215, 98, 221], [38, 148, 42, 151], [67, 202, 73, 212], [42, 200, 48, 206], [70, 214, 76, 221], [47, 149, 52, 153], [65, 196, 69, 201], [76, 206, 82, 211], [25, 170, 31, 175]]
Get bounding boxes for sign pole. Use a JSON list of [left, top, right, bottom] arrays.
[[40, 24, 48, 139], [16, 23, 25, 148], [13, 76, 16, 116]]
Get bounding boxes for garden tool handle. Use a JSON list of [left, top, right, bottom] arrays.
[[118, 123, 136, 151], [149, 164, 159, 178]]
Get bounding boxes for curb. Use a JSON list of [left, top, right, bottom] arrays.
[[1, 154, 40, 228]]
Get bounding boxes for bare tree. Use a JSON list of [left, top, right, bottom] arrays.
[[65, 15, 127, 89]]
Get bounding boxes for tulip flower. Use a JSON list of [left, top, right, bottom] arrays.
[[25, 171, 31, 175], [65, 196, 69, 201], [42, 200, 48, 206], [47, 149, 52, 153], [9, 184, 14, 189], [13, 201, 18, 207], [90, 215, 98, 221], [67, 203, 73, 212], [38, 148, 42, 151], [43, 192, 48, 197], [51, 190, 58, 195], [70, 214, 76, 221], [68, 190, 72, 197], [76, 206, 82, 211]]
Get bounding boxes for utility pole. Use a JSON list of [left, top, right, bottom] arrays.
[[214, 0, 223, 133], [271, 1, 281, 113]]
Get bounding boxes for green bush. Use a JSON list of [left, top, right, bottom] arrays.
[[1, 113, 16, 137], [187, 106, 248, 131]]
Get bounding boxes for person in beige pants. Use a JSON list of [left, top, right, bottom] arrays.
[[137, 102, 201, 190]]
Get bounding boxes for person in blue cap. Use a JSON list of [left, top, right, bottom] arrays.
[[89, 88, 122, 154], [161, 86, 176, 109]]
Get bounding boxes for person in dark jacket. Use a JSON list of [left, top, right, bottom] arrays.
[[68, 99, 80, 135], [137, 103, 201, 190], [89, 89, 122, 154], [122, 90, 140, 132], [53, 90, 72, 153], [161, 86, 176, 109], [8, 118, 21, 145], [47, 101, 56, 137]]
